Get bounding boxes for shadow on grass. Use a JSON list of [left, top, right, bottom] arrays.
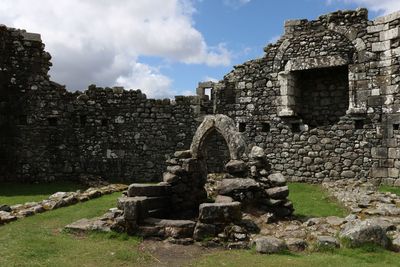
[[0, 182, 83, 197]]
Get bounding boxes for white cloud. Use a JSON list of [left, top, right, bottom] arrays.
[[0, 0, 232, 97], [116, 63, 173, 99], [328, 0, 400, 15]]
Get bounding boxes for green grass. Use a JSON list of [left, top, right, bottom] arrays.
[[190, 246, 400, 267], [0, 192, 150, 267], [0, 182, 396, 267], [288, 182, 348, 218], [0, 182, 83, 206], [379, 185, 400, 196]]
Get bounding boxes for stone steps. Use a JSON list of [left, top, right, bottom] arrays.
[[137, 217, 196, 238], [120, 183, 172, 224]]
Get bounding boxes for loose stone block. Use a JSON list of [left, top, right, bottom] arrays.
[[225, 160, 246, 174], [255, 236, 287, 254], [217, 178, 260, 195], [198, 202, 242, 224], [316, 236, 339, 249], [265, 186, 289, 199], [339, 219, 390, 248]]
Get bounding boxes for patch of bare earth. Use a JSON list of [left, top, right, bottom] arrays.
[[138, 240, 221, 267]]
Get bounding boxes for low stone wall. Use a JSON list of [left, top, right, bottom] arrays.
[[0, 184, 127, 226]]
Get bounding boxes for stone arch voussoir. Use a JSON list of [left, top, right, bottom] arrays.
[[190, 115, 246, 160]]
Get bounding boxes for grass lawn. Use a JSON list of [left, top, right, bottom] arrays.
[[0, 182, 83, 206], [288, 182, 348, 218], [379, 185, 400, 196], [191, 247, 400, 267], [1, 182, 398, 267], [0, 192, 150, 267]]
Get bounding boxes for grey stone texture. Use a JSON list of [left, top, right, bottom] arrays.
[[254, 236, 287, 254]]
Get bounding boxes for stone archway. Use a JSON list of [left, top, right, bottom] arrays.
[[190, 114, 247, 161]]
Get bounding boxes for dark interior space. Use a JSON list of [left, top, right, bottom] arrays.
[[295, 66, 349, 127]]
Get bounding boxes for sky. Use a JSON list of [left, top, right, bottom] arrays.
[[0, 0, 399, 98]]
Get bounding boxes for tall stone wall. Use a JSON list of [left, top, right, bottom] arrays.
[[2, 8, 400, 185], [209, 9, 400, 184], [0, 26, 199, 183]]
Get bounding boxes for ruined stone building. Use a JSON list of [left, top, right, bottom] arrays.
[[1, 8, 400, 186]]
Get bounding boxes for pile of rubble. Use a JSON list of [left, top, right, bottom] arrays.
[[322, 179, 400, 217], [0, 184, 127, 226]]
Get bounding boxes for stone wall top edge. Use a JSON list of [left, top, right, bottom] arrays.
[[373, 10, 400, 25], [0, 24, 42, 42], [64, 85, 198, 104]]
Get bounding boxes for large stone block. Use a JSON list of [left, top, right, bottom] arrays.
[[380, 27, 400, 41], [254, 236, 287, 254], [371, 147, 387, 159], [127, 184, 170, 197], [339, 219, 390, 248], [372, 41, 391, 52], [217, 178, 260, 195], [267, 173, 287, 186], [225, 160, 246, 174], [198, 202, 242, 224], [144, 218, 196, 238], [118, 196, 148, 222], [388, 148, 400, 159], [265, 186, 289, 199]]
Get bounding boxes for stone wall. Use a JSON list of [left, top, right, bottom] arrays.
[[0, 26, 198, 183], [209, 9, 400, 184], [2, 8, 400, 185]]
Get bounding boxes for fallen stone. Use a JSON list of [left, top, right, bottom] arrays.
[[339, 219, 390, 248], [0, 205, 11, 212], [286, 238, 308, 252], [316, 236, 339, 249], [225, 160, 246, 174], [85, 189, 102, 199], [49, 192, 69, 200], [0, 211, 17, 224], [265, 186, 289, 199], [65, 218, 111, 233], [217, 178, 259, 195], [249, 146, 265, 159], [255, 236, 287, 254], [268, 173, 287, 186], [198, 202, 242, 224]]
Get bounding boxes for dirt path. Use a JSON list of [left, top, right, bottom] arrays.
[[138, 240, 222, 267]]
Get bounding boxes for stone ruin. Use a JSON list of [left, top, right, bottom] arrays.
[[2, 8, 400, 187], [1, 7, 400, 250], [116, 115, 292, 243]]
